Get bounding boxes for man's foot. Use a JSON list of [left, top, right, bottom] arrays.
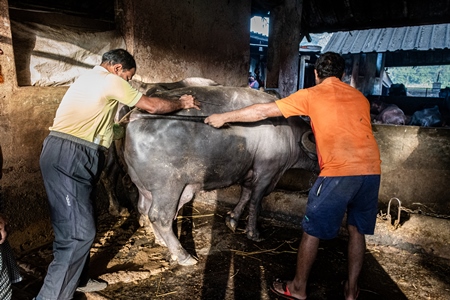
[[271, 279, 307, 300], [76, 278, 108, 293]]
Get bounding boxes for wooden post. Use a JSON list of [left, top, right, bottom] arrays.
[[266, 0, 303, 98], [0, 0, 17, 90], [350, 54, 360, 89], [360, 53, 378, 96]]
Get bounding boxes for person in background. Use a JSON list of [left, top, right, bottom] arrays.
[[35, 49, 200, 300], [205, 52, 381, 300], [248, 75, 260, 89], [0, 145, 23, 300]]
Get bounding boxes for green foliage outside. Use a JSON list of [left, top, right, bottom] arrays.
[[386, 66, 450, 88]]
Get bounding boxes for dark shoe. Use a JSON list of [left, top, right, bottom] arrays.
[[76, 278, 108, 293]]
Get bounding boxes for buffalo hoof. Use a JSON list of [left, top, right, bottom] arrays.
[[246, 230, 264, 242], [108, 205, 120, 217], [178, 255, 198, 266], [225, 215, 238, 232], [138, 214, 151, 228], [109, 204, 129, 217]]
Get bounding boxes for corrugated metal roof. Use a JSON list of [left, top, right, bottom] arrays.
[[322, 24, 450, 54]]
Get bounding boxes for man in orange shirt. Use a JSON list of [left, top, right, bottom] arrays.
[[205, 52, 381, 300]]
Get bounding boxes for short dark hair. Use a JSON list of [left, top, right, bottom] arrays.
[[314, 52, 345, 79], [101, 49, 136, 71]]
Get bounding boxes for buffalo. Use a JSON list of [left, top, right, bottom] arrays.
[[121, 86, 319, 265], [370, 100, 408, 125], [409, 105, 443, 127]]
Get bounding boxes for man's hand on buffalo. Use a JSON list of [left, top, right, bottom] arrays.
[[205, 103, 282, 128], [135, 93, 200, 114], [179, 94, 201, 110], [204, 113, 227, 128]]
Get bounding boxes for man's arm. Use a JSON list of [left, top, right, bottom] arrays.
[[204, 102, 282, 128], [134, 94, 200, 114]]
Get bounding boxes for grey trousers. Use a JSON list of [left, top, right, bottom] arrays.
[[37, 133, 105, 300]]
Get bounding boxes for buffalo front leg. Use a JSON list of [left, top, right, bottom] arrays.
[[226, 185, 252, 233], [245, 182, 272, 242], [101, 149, 124, 216]]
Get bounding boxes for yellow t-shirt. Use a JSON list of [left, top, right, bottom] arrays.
[[275, 77, 381, 176], [50, 66, 142, 148]]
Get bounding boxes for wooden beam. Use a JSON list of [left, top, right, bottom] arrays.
[[8, 7, 115, 31], [266, 0, 303, 97]]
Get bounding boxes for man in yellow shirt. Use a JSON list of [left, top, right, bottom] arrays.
[[36, 49, 200, 300], [205, 52, 381, 300]]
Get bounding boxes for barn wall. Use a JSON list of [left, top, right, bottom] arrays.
[[373, 125, 450, 215], [271, 125, 450, 216], [0, 0, 252, 253], [0, 0, 64, 247], [10, 21, 126, 87], [117, 0, 251, 86]]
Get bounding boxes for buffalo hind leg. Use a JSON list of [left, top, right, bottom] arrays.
[[135, 191, 167, 247], [150, 217, 197, 266], [245, 174, 278, 241], [148, 192, 198, 266]]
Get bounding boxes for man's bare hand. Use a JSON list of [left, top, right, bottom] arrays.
[[204, 114, 226, 128], [179, 94, 201, 110]]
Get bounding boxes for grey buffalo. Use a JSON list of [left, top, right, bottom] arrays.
[[123, 86, 319, 265], [102, 78, 221, 216], [370, 100, 407, 125], [409, 105, 443, 127], [129, 77, 221, 95]]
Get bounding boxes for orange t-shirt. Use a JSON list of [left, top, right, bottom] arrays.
[[275, 77, 381, 176]]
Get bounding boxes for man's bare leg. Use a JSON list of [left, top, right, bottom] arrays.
[[345, 224, 365, 300], [272, 232, 319, 300]]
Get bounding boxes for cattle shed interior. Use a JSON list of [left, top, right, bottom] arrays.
[[1, 0, 450, 298]]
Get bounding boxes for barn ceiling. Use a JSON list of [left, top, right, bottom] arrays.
[[8, 0, 115, 30], [8, 0, 450, 33], [252, 0, 450, 34]]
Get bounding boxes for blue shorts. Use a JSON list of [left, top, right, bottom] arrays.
[[302, 175, 380, 240]]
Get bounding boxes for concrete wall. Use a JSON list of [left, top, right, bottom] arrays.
[[117, 0, 251, 86], [373, 124, 450, 214]]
